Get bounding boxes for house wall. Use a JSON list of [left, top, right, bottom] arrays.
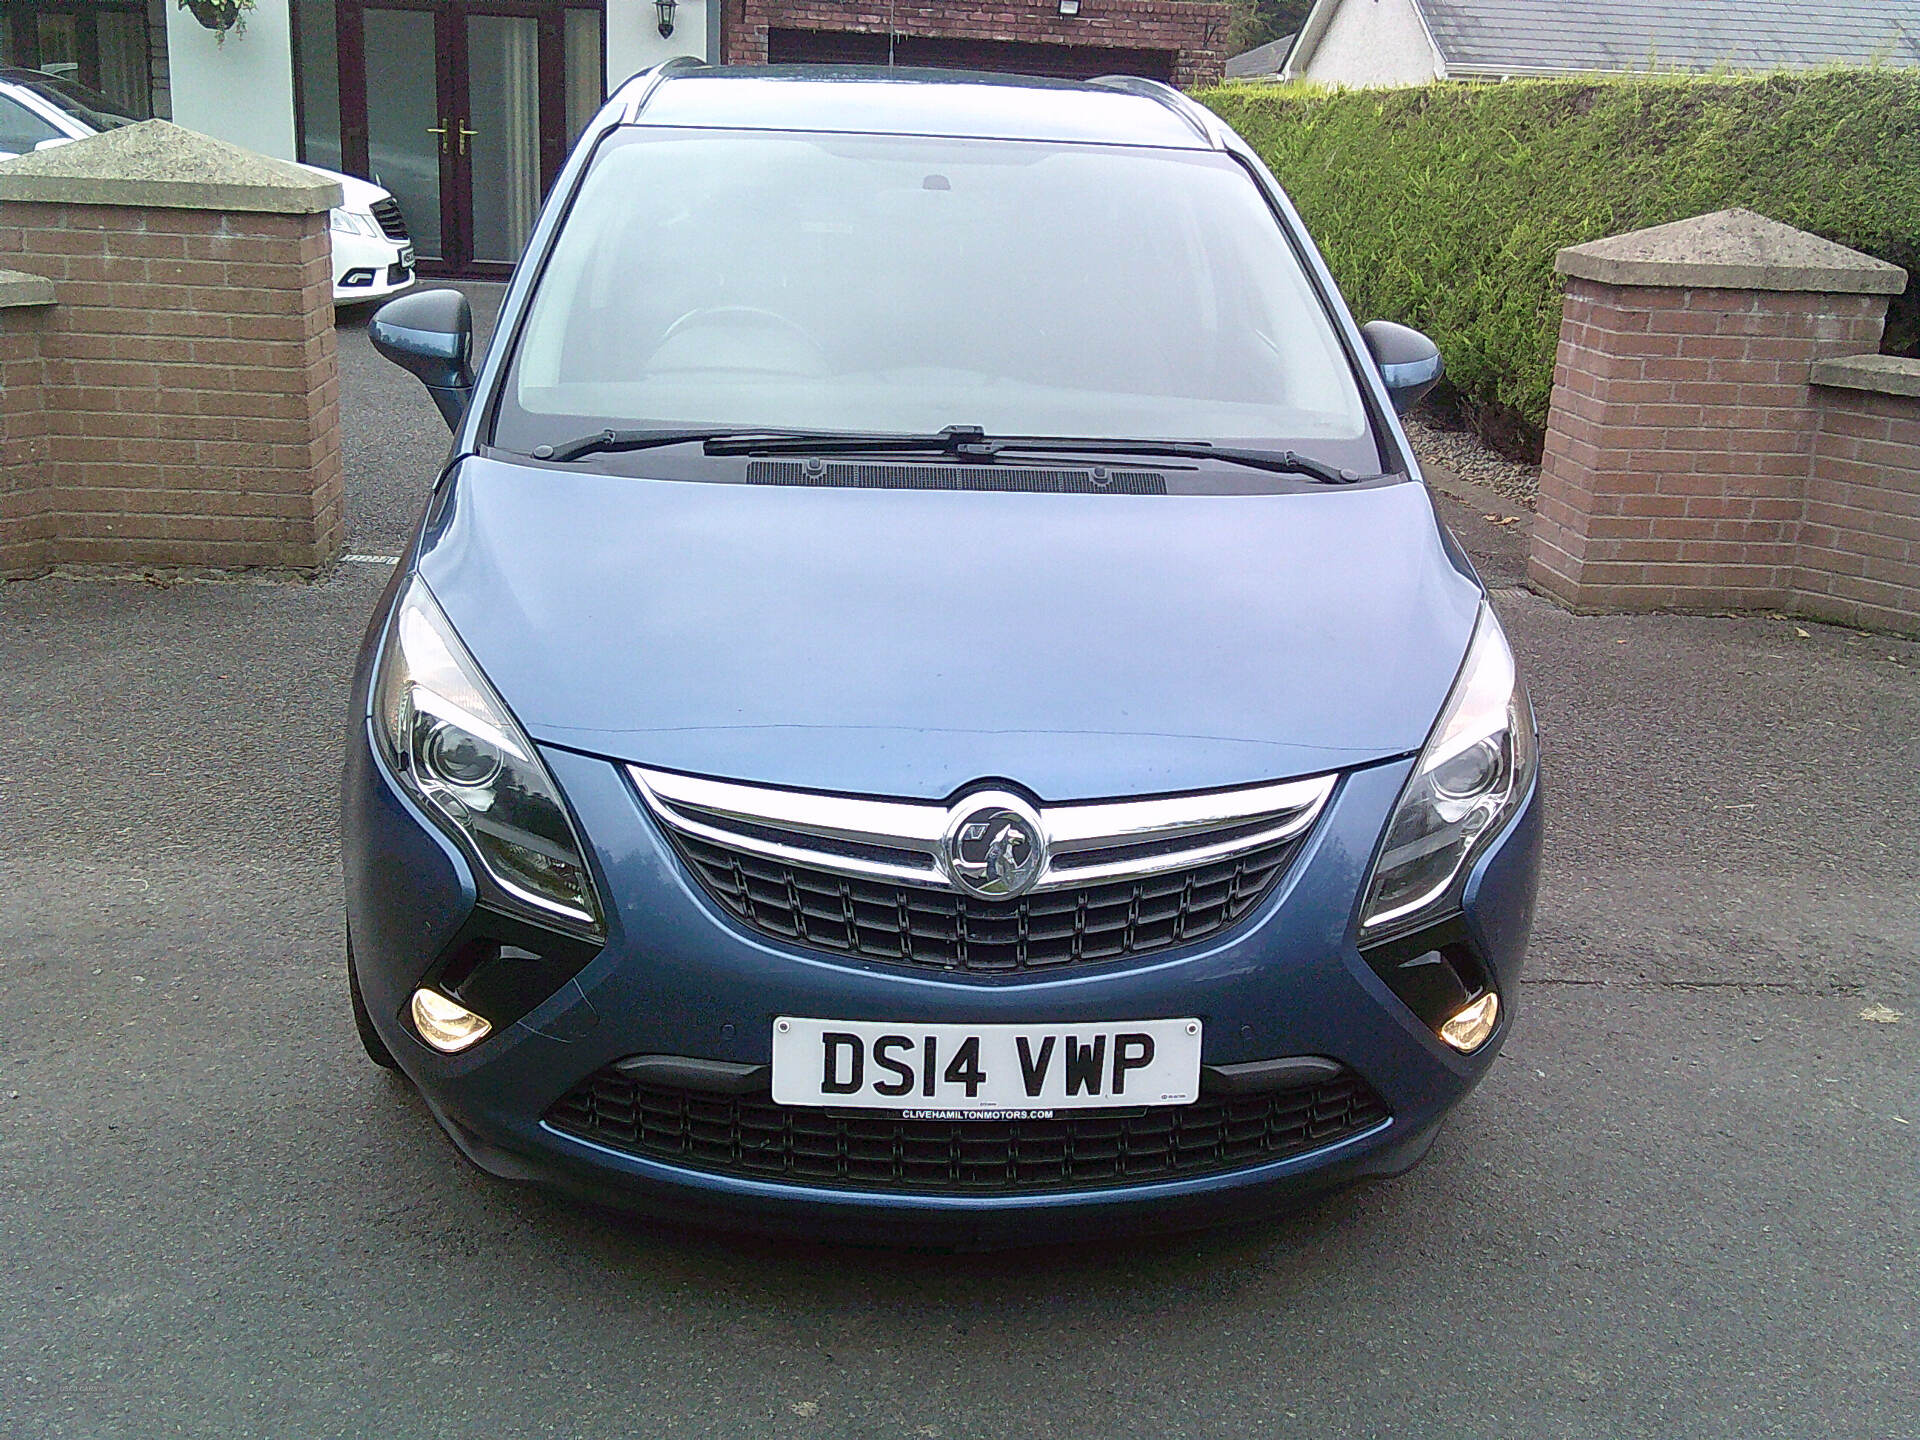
[[728, 1, 1232, 87], [1298, 0, 1440, 88], [164, 0, 298, 161], [608, 0, 716, 86], [146, 0, 172, 119]]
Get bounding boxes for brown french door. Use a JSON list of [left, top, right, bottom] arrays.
[[337, 1, 589, 277]]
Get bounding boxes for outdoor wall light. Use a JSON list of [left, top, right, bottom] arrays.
[[1058, 0, 1082, 14], [655, 0, 677, 38]]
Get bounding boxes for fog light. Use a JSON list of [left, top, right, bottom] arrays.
[[1439, 992, 1499, 1052], [410, 987, 492, 1052]]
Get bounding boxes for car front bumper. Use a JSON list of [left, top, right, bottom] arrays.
[[344, 700, 1542, 1245], [331, 228, 416, 305]]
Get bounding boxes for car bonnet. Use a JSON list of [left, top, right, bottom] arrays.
[[414, 457, 1483, 801]]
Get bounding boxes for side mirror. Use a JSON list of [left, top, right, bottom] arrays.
[[370, 288, 475, 429], [1361, 320, 1443, 413], [33, 137, 76, 152]]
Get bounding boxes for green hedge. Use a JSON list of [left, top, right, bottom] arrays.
[[1196, 72, 1920, 455]]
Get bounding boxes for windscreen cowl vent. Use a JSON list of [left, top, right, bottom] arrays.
[[744, 460, 1166, 494]]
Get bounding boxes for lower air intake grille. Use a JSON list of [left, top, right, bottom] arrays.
[[546, 1067, 1389, 1192], [673, 832, 1303, 972]]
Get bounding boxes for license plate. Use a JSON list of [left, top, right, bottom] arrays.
[[398, 245, 415, 268], [771, 1017, 1201, 1113]]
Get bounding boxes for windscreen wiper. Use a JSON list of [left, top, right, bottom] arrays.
[[531, 425, 1002, 463], [705, 426, 1380, 485], [532, 425, 1008, 464], [533, 425, 1382, 485], [528, 427, 786, 462]]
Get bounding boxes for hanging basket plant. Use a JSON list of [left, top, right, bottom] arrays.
[[180, 0, 256, 42]]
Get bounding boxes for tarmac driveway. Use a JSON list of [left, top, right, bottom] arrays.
[[1, 294, 1915, 1439]]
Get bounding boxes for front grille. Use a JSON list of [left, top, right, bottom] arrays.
[[547, 1067, 1390, 1193], [674, 831, 1304, 972], [369, 196, 410, 241]]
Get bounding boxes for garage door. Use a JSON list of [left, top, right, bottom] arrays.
[[766, 28, 1176, 83]]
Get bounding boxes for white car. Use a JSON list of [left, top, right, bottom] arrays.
[[0, 68, 416, 306]]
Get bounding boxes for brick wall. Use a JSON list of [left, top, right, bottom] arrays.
[[729, 0, 1232, 87], [1530, 212, 1920, 636], [0, 299, 53, 578], [0, 202, 342, 574], [1797, 384, 1920, 634], [1533, 279, 1886, 612]]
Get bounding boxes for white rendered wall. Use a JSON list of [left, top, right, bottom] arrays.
[[607, 0, 714, 91], [164, 0, 297, 159], [1301, 0, 1442, 88]]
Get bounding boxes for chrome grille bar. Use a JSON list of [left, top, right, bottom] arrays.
[[632, 767, 1336, 894]]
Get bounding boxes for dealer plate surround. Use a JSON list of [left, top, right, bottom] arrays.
[[771, 1017, 1202, 1113]]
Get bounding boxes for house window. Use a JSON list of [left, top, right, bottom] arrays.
[[292, 0, 341, 170], [0, 2, 155, 118], [296, 3, 607, 274], [565, 5, 603, 143]]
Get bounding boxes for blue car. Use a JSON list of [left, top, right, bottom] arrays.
[[347, 63, 1542, 1245]]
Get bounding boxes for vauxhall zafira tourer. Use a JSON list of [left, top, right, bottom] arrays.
[[345, 62, 1542, 1245]]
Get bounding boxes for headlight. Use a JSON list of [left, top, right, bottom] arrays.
[[1360, 603, 1536, 938], [372, 578, 605, 939], [330, 207, 381, 238]]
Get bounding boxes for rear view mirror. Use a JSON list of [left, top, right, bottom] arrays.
[[369, 288, 475, 429], [1361, 320, 1443, 413]]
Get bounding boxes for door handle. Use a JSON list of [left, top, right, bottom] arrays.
[[457, 122, 477, 156], [427, 120, 448, 155]]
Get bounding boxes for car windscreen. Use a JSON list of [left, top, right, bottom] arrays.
[[495, 127, 1373, 460]]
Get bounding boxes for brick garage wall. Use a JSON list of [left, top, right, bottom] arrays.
[[1532, 279, 1887, 612], [1796, 384, 1920, 633], [0, 201, 342, 573], [0, 297, 54, 578], [729, 0, 1232, 87]]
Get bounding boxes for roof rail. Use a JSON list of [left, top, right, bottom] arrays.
[[612, 54, 707, 119], [1085, 75, 1224, 147]]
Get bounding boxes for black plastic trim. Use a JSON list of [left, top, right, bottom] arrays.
[[1356, 914, 1492, 1035], [1203, 1055, 1345, 1094], [421, 906, 605, 1035], [613, 1055, 769, 1094]]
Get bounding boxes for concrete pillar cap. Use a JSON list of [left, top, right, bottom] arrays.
[[1555, 208, 1906, 296], [0, 119, 341, 213], [0, 269, 55, 307]]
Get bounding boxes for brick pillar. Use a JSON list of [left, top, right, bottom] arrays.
[[0, 120, 342, 575], [1530, 209, 1905, 614], [0, 271, 55, 578]]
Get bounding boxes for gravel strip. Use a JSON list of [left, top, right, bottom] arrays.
[[1403, 415, 1541, 509]]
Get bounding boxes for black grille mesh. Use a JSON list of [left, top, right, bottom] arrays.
[[547, 1068, 1390, 1193], [369, 196, 410, 241], [672, 833, 1303, 972]]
